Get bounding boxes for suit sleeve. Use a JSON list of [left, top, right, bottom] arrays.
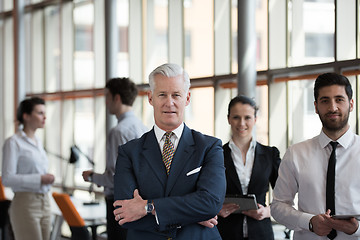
[[271, 147, 313, 231], [114, 142, 161, 233]]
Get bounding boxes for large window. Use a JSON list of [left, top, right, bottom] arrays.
[[1, 0, 360, 192]]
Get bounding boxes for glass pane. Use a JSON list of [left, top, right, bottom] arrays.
[[185, 87, 214, 136], [288, 80, 322, 145], [145, 0, 168, 77], [288, 0, 335, 66], [256, 0, 268, 70], [31, 0, 43, 4], [44, 100, 62, 185], [24, 13, 32, 93], [61, 99, 75, 187], [4, 19, 15, 139], [74, 98, 95, 187], [117, 0, 130, 77], [347, 76, 357, 132], [231, 0, 237, 73], [3, 0, 13, 11], [255, 85, 269, 145], [184, 0, 214, 78], [93, 96, 106, 173], [31, 10, 45, 93], [74, 3, 94, 89], [44, 5, 61, 92]]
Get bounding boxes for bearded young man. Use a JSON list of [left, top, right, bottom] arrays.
[[271, 72, 360, 240]]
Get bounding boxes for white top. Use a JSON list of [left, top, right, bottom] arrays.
[[2, 130, 51, 193], [271, 128, 360, 240], [228, 138, 256, 195], [92, 111, 147, 196]]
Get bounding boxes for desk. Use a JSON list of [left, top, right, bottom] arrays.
[[50, 196, 106, 240]]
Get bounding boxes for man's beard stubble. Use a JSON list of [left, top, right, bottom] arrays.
[[319, 108, 350, 132]]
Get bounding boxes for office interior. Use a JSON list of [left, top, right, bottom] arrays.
[[1, 0, 360, 239]]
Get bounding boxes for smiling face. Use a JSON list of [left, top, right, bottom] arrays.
[[314, 84, 353, 137], [148, 74, 191, 131], [227, 102, 256, 140], [23, 104, 46, 130]]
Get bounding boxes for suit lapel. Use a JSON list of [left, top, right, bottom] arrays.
[[248, 142, 263, 191], [224, 143, 243, 195], [165, 126, 195, 196], [143, 129, 168, 188]]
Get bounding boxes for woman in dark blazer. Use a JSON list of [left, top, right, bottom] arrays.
[[217, 96, 281, 240]]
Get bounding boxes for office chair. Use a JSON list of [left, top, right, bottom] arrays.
[[0, 177, 12, 240], [52, 192, 91, 240]]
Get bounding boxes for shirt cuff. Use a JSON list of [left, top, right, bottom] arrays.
[[352, 220, 360, 236], [299, 212, 314, 231], [154, 210, 159, 225]]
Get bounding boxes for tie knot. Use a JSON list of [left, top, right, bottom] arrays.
[[330, 141, 338, 149], [164, 132, 173, 139]]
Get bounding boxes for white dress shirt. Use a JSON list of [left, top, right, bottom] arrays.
[[228, 138, 256, 195], [2, 130, 51, 193], [271, 128, 360, 240], [154, 123, 184, 152], [92, 111, 147, 196]]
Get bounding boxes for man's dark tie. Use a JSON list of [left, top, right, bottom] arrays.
[[326, 141, 338, 240]]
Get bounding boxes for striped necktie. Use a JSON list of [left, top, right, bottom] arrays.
[[162, 132, 175, 175]]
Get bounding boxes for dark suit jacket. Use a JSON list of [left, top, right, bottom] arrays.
[[114, 124, 226, 240], [218, 142, 281, 240]]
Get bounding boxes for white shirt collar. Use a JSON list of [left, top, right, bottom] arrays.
[[319, 127, 353, 149], [154, 123, 184, 144], [228, 137, 257, 152]]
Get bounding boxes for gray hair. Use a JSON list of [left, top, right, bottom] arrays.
[[148, 63, 191, 92]]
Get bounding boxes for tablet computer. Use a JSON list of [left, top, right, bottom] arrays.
[[332, 214, 360, 220], [223, 194, 258, 213]]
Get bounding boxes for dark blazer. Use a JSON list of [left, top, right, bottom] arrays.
[[114, 124, 226, 240], [218, 142, 281, 240]]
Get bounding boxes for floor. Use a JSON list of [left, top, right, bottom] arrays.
[[0, 222, 292, 240]]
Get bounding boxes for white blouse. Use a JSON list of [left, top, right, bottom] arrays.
[[2, 130, 51, 193], [228, 138, 256, 195]]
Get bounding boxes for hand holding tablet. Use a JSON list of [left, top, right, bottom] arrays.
[[223, 194, 258, 213]]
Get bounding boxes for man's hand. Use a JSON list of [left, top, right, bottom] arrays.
[[242, 204, 270, 221], [41, 173, 55, 185], [218, 203, 240, 218], [324, 210, 359, 235], [198, 215, 218, 228], [310, 212, 333, 236], [82, 170, 93, 182], [113, 189, 147, 225]]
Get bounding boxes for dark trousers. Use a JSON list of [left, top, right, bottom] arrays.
[[106, 196, 127, 240]]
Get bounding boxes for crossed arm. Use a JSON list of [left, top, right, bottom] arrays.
[[112, 136, 226, 232], [113, 189, 219, 228]]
